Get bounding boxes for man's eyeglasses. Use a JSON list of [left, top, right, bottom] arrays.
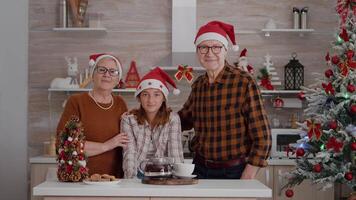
[[197, 45, 224, 54], [95, 66, 120, 76]]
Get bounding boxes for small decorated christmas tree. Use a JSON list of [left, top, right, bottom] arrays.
[[57, 116, 88, 182], [125, 60, 140, 88], [283, 1, 356, 198]]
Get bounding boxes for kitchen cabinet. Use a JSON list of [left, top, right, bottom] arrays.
[[255, 166, 273, 200]]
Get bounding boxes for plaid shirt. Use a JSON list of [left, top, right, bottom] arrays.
[[121, 112, 184, 178], [178, 64, 271, 167]]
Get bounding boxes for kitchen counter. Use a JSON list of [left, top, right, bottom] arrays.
[[30, 156, 296, 165], [33, 179, 272, 199]]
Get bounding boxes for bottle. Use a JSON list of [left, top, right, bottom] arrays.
[[301, 7, 308, 29], [293, 7, 300, 29], [59, 0, 67, 27]]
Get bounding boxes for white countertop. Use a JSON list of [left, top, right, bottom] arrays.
[[33, 179, 272, 198], [30, 156, 296, 165]]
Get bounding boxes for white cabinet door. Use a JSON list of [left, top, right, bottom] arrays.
[[255, 166, 273, 200]]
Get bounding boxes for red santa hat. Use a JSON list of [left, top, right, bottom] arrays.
[[194, 20, 239, 51], [89, 53, 123, 80], [135, 67, 180, 100]]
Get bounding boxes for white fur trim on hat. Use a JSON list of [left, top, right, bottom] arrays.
[[195, 32, 228, 48], [135, 79, 169, 100], [232, 45, 239, 51], [90, 55, 122, 81]]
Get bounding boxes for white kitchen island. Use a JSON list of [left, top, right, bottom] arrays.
[[33, 178, 272, 200]]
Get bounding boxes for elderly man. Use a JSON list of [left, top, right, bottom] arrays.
[[178, 21, 271, 179]]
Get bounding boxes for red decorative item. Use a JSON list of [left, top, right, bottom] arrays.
[[273, 97, 284, 108], [325, 69, 334, 78], [322, 82, 335, 95], [325, 52, 331, 64], [313, 163, 322, 173], [339, 28, 349, 42], [337, 0, 356, 27], [285, 189, 294, 198], [125, 61, 141, 88], [345, 172, 353, 181], [175, 65, 194, 83], [351, 142, 356, 151], [326, 137, 344, 153], [351, 104, 356, 114], [331, 55, 340, 65], [306, 119, 322, 140], [296, 148, 305, 157], [297, 91, 305, 100], [337, 51, 356, 76], [347, 84, 355, 93], [329, 120, 338, 130]]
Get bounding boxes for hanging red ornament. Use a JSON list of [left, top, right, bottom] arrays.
[[329, 120, 338, 130], [345, 172, 353, 181], [347, 84, 355, 93], [339, 28, 349, 42], [326, 137, 344, 153], [324, 69, 334, 78], [296, 148, 305, 157], [322, 82, 335, 95], [351, 142, 356, 151], [313, 163, 322, 173], [346, 50, 354, 60], [351, 104, 356, 114], [331, 55, 340, 64], [297, 91, 305, 100], [285, 189, 294, 198]]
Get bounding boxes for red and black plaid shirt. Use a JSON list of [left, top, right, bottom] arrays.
[[178, 64, 271, 167]]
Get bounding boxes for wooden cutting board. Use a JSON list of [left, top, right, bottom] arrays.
[[141, 177, 198, 185]]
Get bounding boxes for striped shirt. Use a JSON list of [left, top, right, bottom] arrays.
[[178, 64, 271, 167], [121, 112, 184, 178]]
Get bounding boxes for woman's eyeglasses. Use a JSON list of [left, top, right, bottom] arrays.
[[95, 66, 119, 76], [197, 45, 224, 54]]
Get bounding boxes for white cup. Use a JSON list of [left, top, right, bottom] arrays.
[[173, 163, 195, 176]]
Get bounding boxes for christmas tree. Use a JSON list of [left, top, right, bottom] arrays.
[[283, 1, 356, 197], [57, 116, 88, 182]]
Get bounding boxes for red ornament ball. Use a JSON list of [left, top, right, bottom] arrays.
[[351, 105, 356, 114], [347, 84, 355, 93], [324, 69, 334, 78], [296, 148, 305, 157], [351, 142, 356, 151], [347, 50, 354, 59], [329, 121, 338, 130], [285, 189, 294, 198], [345, 172, 353, 181], [331, 55, 340, 64], [313, 163, 322, 173]]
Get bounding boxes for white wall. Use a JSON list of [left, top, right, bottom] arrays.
[[0, 0, 28, 199]]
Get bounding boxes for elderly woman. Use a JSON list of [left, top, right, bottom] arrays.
[[121, 67, 184, 178], [57, 53, 129, 178]]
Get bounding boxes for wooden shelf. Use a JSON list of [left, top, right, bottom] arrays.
[[48, 88, 136, 93], [261, 28, 314, 37], [156, 66, 205, 71], [52, 27, 107, 33]]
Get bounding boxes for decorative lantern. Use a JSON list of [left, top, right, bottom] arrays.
[[284, 53, 304, 90]]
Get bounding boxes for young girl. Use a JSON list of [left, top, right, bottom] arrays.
[[121, 67, 184, 178]]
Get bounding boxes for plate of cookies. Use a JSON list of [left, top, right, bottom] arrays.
[[83, 174, 120, 186]]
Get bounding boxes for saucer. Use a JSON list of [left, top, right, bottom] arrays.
[[173, 172, 197, 179]]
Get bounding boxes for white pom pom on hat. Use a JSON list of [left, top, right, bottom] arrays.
[[135, 67, 180, 101], [194, 20, 239, 52]]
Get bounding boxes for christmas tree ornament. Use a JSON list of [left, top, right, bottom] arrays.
[[175, 64, 194, 83], [285, 189, 294, 198], [325, 69, 334, 78], [331, 55, 340, 64], [307, 119, 322, 140], [257, 67, 274, 90], [347, 84, 355, 93], [329, 120, 338, 130], [273, 96, 284, 108], [313, 163, 322, 173], [345, 172, 353, 181], [296, 148, 305, 157], [351, 104, 356, 114], [284, 53, 304, 90], [352, 33, 356, 41], [339, 28, 349, 42], [326, 137, 344, 153], [237, 48, 254, 74], [125, 61, 141, 88], [322, 82, 335, 95], [351, 142, 356, 151], [57, 116, 88, 182], [297, 91, 305, 100], [325, 52, 331, 66]]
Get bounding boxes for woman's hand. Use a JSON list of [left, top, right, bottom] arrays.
[[103, 132, 129, 151]]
